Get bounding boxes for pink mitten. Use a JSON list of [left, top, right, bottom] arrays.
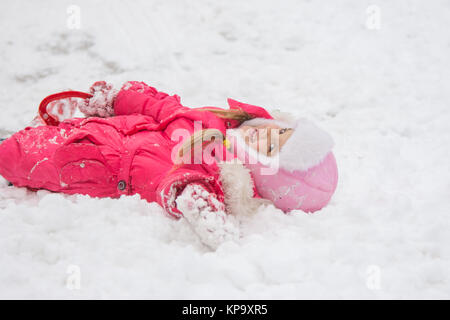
[[79, 81, 117, 118], [176, 184, 239, 250]]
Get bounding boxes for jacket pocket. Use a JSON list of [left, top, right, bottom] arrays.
[[60, 159, 112, 186], [54, 143, 116, 196]]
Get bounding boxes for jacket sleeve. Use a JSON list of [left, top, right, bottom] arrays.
[[114, 81, 189, 122], [155, 167, 225, 219]]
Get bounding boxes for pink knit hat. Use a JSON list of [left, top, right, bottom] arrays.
[[226, 117, 338, 213]]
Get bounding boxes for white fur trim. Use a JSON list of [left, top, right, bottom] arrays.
[[218, 161, 271, 216], [279, 118, 334, 171]]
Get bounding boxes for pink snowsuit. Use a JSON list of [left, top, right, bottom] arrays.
[[0, 81, 272, 218]]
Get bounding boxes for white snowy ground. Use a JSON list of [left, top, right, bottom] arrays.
[[0, 0, 449, 299]]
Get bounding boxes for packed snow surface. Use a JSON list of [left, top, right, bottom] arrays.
[[0, 0, 449, 299]]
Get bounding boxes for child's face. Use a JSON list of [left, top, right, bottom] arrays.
[[239, 124, 293, 156]]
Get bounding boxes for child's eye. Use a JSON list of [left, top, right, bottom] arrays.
[[269, 143, 275, 152], [279, 128, 292, 135]]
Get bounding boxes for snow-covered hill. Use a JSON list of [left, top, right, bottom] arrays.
[[0, 0, 449, 298]]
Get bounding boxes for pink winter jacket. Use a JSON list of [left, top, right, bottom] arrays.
[[0, 81, 272, 218]]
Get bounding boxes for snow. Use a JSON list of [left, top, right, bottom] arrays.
[[1, 0, 450, 299]]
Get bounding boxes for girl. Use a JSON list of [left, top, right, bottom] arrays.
[[0, 81, 338, 249]]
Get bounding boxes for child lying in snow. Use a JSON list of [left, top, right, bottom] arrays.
[[0, 81, 338, 249]]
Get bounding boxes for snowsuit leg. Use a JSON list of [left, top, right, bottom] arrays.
[[0, 120, 119, 198], [0, 138, 11, 185], [0, 126, 70, 191]]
